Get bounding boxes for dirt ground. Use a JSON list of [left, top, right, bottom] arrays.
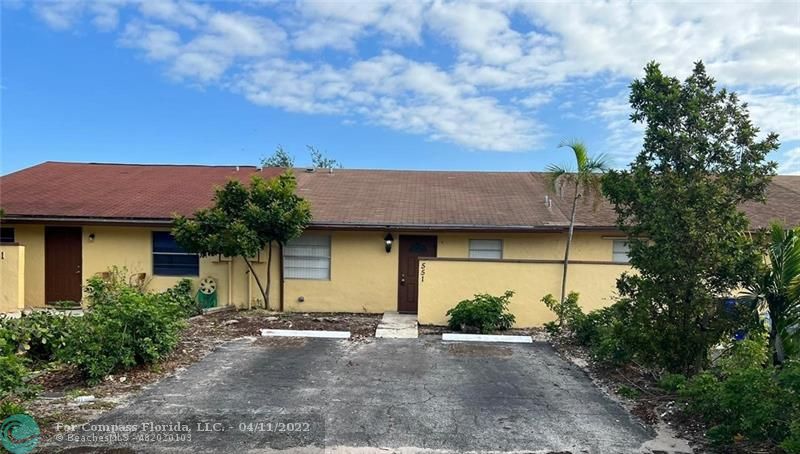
[[544, 334, 780, 454], [25, 309, 381, 438]]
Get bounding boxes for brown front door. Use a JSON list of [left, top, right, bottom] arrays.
[[397, 235, 437, 314], [45, 227, 83, 303]]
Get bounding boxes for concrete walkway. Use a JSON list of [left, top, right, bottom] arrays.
[[375, 311, 418, 338]]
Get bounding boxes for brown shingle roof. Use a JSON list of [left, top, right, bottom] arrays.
[[1, 162, 798, 230], [0, 162, 283, 221], [294, 169, 568, 228]]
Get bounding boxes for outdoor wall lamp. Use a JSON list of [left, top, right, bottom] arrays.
[[88, 233, 96, 242], [384, 233, 394, 253]]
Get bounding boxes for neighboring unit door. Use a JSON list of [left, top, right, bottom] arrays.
[[397, 235, 437, 314], [45, 227, 83, 303]]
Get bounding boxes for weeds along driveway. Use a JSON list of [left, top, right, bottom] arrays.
[[49, 337, 656, 453]]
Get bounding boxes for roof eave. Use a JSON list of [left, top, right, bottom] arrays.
[[0, 215, 621, 232]]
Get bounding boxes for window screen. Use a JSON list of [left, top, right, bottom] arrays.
[[284, 234, 331, 280], [612, 240, 630, 263], [0, 227, 15, 243], [152, 231, 199, 276], [469, 239, 503, 259]]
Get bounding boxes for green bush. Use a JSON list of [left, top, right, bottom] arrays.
[[58, 291, 185, 383], [783, 421, 800, 454], [658, 373, 687, 392], [680, 338, 800, 447], [0, 311, 71, 362], [541, 292, 585, 336], [0, 355, 30, 400], [447, 291, 516, 334], [161, 279, 199, 317], [0, 400, 27, 420], [84, 265, 151, 307], [540, 294, 646, 366]]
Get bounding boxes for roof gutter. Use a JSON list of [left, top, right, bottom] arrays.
[[0, 215, 174, 227], [0, 215, 621, 232]]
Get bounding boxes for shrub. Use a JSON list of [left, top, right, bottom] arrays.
[[617, 385, 640, 399], [680, 337, 800, 447], [658, 373, 687, 393], [85, 265, 153, 307], [58, 291, 185, 383], [541, 295, 646, 366], [0, 311, 71, 362], [541, 292, 584, 336], [0, 355, 30, 400], [0, 400, 27, 420], [161, 279, 199, 317], [783, 421, 800, 454], [446, 291, 516, 334]]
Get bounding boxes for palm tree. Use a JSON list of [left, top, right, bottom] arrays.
[[546, 140, 609, 303], [742, 222, 800, 365]]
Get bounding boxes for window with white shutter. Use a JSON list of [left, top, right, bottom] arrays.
[[284, 235, 331, 280], [468, 239, 503, 259]]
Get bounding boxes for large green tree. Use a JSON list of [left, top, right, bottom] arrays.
[[173, 172, 311, 308], [602, 61, 778, 374], [546, 140, 608, 303]]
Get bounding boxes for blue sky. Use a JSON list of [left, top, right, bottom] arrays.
[[2, 1, 799, 175]]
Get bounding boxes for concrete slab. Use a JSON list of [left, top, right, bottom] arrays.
[[260, 329, 350, 338], [442, 332, 533, 343], [375, 311, 418, 338], [48, 338, 679, 453]]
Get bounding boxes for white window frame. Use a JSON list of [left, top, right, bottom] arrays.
[[612, 239, 631, 263], [283, 234, 331, 280], [468, 239, 503, 259]]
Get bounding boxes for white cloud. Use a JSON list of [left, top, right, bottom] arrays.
[[428, 2, 522, 65], [235, 53, 541, 150], [21, 0, 800, 162], [779, 147, 800, 175], [138, 0, 209, 28], [742, 90, 800, 142], [594, 92, 644, 166], [34, 1, 85, 30], [520, 1, 800, 87], [120, 22, 182, 60], [291, 0, 426, 50]]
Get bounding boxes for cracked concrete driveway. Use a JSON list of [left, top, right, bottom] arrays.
[[51, 337, 670, 453]]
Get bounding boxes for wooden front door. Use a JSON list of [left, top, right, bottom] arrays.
[[397, 235, 437, 314], [45, 227, 83, 303]]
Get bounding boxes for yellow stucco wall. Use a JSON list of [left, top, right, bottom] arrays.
[[0, 244, 25, 312], [2, 224, 280, 309], [436, 231, 623, 261], [1, 223, 628, 322], [12, 225, 45, 308], [283, 231, 398, 313], [81, 226, 280, 308], [417, 259, 629, 327]]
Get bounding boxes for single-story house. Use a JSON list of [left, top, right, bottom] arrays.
[[1, 162, 798, 326]]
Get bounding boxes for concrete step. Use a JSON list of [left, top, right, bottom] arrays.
[[375, 311, 418, 339]]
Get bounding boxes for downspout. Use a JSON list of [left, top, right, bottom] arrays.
[[279, 242, 285, 312], [247, 266, 252, 310], [227, 259, 233, 308]]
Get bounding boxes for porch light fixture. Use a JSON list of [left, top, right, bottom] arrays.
[[384, 233, 394, 253]]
